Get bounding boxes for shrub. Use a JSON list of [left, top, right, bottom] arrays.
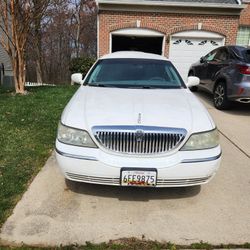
[[69, 57, 96, 77]]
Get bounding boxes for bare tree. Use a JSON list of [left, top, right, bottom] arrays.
[[25, 0, 97, 84], [32, 0, 50, 83], [0, 0, 48, 94], [72, 0, 97, 57], [41, 0, 73, 84], [71, 0, 82, 58]]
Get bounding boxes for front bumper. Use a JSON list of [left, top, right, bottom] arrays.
[[55, 140, 221, 187]]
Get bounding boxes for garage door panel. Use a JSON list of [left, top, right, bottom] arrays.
[[171, 52, 207, 59], [169, 34, 224, 80]]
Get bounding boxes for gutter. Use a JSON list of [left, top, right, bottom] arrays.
[[97, 0, 245, 10]]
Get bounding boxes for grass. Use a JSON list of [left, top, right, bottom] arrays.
[[0, 86, 78, 227], [0, 239, 250, 250]]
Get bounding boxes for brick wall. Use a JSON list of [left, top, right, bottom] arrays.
[[98, 10, 239, 57], [240, 3, 250, 26]]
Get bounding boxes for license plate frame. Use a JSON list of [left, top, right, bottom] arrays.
[[120, 168, 157, 187]]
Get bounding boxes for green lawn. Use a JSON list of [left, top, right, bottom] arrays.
[[0, 86, 78, 227], [0, 240, 250, 250]]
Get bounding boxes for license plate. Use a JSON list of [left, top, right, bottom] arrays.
[[121, 169, 157, 187]]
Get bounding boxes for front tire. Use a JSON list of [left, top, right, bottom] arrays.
[[213, 82, 231, 110]]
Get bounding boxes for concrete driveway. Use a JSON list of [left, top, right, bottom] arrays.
[[1, 91, 250, 247]]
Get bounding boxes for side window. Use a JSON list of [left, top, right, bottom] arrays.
[[214, 49, 229, 62], [205, 50, 218, 62]]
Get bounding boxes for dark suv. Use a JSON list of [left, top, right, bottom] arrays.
[[189, 46, 250, 110]]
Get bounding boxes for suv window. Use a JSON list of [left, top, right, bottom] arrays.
[[214, 49, 229, 62], [205, 50, 217, 62]]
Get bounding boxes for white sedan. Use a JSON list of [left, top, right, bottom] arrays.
[[56, 51, 221, 187]]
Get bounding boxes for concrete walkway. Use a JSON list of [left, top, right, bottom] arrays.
[[0, 92, 250, 247]]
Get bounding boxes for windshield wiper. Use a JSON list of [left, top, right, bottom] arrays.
[[141, 86, 157, 89], [88, 83, 154, 88], [88, 83, 115, 88], [125, 85, 157, 89], [133, 85, 175, 89], [88, 83, 181, 89]]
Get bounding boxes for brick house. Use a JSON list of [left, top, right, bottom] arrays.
[[96, 0, 247, 78]]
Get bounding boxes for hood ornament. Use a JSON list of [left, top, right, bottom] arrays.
[[135, 129, 144, 142], [137, 113, 142, 124]]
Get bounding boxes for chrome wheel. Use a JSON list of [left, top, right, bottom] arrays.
[[214, 84, 225, 107], [213, 82, 231, 110]]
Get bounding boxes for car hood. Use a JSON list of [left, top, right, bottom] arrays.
[[62, 86, 214, 134]]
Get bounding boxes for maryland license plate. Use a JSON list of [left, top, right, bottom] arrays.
[[121, 169, 157, 187]]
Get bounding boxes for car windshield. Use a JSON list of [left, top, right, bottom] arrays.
[[85, 59, 185, 89]]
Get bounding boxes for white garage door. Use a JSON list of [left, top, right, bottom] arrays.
[[169, 30, 225, 81]]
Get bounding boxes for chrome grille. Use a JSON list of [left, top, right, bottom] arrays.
[[92, 126, 187, 155], [157, 176, 212, 187], [66, 172, 120, 185], [66, 172, 212, 187]]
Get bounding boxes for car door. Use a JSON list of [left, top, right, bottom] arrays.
[[205, 48, 230, 92], [197, 49, 218, 88]]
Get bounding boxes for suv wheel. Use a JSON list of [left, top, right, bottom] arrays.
[[213, 82, 231, 110], [188, 72, 198, 92]]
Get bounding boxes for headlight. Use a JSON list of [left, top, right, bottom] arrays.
[[181, 129, 219, 151], [57, 123, 97, 148]]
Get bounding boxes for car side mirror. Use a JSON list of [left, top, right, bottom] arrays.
[[71, 73, 84, 85], [187, 76, 200, 88], [200, 57, 205, 63]]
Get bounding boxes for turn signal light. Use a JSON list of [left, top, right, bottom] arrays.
[[237, 65, 250, 75]]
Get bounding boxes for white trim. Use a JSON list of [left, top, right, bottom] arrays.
[[111, 28, 164, 37], [171, 30, 225, 39], [110, 28, 165, 56], [198, 23, 203, 30], [162, 35, 166, 56], [109, 33, 112, 54], [97, 1, 244, 16], [97, 0, 242, 8], [136, 20, 141, 28]]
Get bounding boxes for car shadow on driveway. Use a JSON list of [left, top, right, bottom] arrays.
[[194, 90, 250, 116], [65, 179, 201, 201]]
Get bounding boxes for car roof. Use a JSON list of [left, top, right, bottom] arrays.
[[213, 45, 250, 62], [100, 51, 169, 61], [219, 45, 249, 52]]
